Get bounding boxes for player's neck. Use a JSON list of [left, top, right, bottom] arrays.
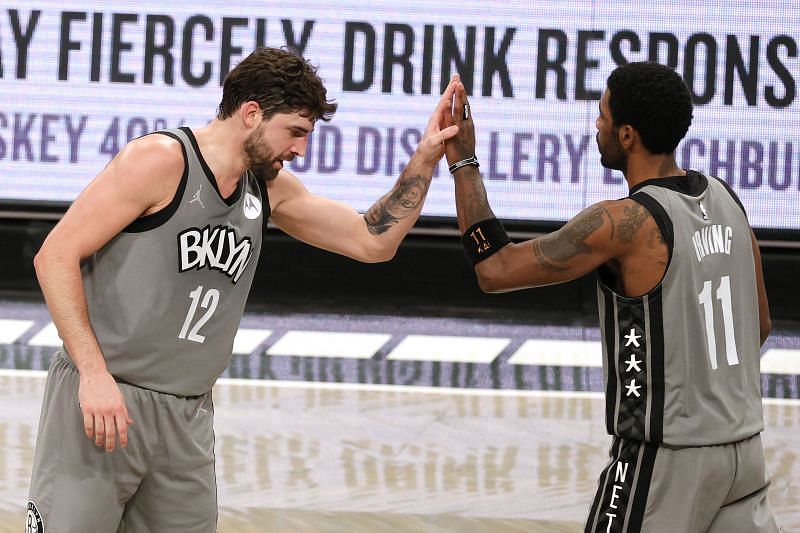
[[624, 154, 685, 191], [192, 119, 250, 192]]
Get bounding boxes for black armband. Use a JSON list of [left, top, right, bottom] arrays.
[[461, 218, 511, 266]]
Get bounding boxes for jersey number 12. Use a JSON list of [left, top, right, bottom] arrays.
[[179, 285, 220, 343]]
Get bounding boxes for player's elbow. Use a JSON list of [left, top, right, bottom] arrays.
[[358, 241, 397, 263], [476, 275, 501, 293], [33, 243, 53, 277], [33, 245, 56, 287], [32, 251, 43, 278], [366, 250, 396, 263], [34, 239, 77, 284], [759, 317, 772, 346], [475, 257, 512, 294]]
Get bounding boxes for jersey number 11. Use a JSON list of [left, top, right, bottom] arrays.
[[698, 275, 740, 370]]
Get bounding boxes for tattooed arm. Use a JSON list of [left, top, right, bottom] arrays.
[[267, 77, 460, 262], [447, 80, 659, 293], [474, 201, 651, 293]]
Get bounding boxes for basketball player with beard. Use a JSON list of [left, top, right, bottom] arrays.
[[26, 47, 460, 531], [445, 63, 780, 532]]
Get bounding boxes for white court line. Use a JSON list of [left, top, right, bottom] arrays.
[[267, 331, 391, 359], [232, 329, 272, 354], [387, 335, 510, 364], [0, 369, 48, 378], [0, 319, 34, 344], [27, 323, 61, 347], [0, 369, 796, 404], [508, 339, 602, 367], [761, 349, 800, 375]]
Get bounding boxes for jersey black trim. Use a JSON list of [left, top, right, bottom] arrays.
[[630, 191, 674, 269], [711, 176, 748, 219], [646, 289, 665, 444], [598, 284, 666, 445], [601, 287, 619, 436], [585, 437, 623, 533], [253, 171, 271, 222], [628, 170, 707, 197], [180, 126, 243, 206], [586, 438, 657, 533], [123, 130, 188, 233], [627, 442, 658, 531], [597, 191, 673, 299]]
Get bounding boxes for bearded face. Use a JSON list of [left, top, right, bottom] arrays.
[[244, 123, 280, 182], [596, 128, 628, 172], [595, 89, 628, 174], [242, 111, 311, 182]]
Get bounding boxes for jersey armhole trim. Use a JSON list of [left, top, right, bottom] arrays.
[[710, 176, 749, 220], [630, 191, 674, 266], [122, 131, 188, 233], [255, 172, 271, 222], [180, 126, 243, 206], [597, 193, 674, 300]]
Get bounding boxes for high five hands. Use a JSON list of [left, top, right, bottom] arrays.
[[444, 74, 477, 170], [415, 75, 462, 167]]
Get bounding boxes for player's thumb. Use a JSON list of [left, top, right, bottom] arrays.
[[434, 125, 459, 143]]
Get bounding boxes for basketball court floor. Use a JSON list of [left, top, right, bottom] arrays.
[[1, 298, 798, 532]]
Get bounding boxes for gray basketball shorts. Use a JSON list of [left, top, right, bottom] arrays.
[[26, 351, 218, 533], [584, 434, 782, 532]]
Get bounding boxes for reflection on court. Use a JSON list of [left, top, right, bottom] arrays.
[[1, 373, 798, 532]]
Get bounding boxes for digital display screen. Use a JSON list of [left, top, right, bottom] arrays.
[[1, 1, 798, 231]]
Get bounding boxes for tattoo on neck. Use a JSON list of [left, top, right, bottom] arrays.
[[365, 175, 428, 235]]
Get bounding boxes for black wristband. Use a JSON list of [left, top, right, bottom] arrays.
[[461, 218, 511, 266]]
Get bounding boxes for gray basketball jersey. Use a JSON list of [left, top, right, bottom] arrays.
[[74, 127, 265, 396], [597, 171, 763, 446]]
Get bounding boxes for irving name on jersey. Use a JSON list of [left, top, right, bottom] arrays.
[[692, 224, 733, 263]]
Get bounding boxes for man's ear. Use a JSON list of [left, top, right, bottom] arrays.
[[618, 124, 636, 152], [239, 101, 262, 128]]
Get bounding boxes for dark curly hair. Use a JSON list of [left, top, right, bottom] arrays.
[[607, 62, 693, 154], [217, 47, 337, 122]]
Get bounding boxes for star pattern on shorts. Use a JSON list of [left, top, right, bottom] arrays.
[[625, 354, 642, 373], [625, 379, 642, 398], [624, 328, 641, 348]]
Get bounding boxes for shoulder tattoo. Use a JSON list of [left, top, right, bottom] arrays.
[[617, 203, 651, 244]]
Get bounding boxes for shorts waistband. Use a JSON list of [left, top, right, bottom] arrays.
[[55, 351, 208, 400]]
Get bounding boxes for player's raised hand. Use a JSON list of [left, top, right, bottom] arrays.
[[78, 370, 134, 452], [414, 75, 461, 167], [445, 77, 476, 167]]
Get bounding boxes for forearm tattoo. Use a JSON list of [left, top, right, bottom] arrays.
[[460, 173, 494, 224], [534, 205, 605, 271], [365, 175, 429, 235]]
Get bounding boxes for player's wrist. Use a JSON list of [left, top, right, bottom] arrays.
[[405, 151, 438, 177], [75, 357, 110, 380], [449, 155, 479, 175]]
